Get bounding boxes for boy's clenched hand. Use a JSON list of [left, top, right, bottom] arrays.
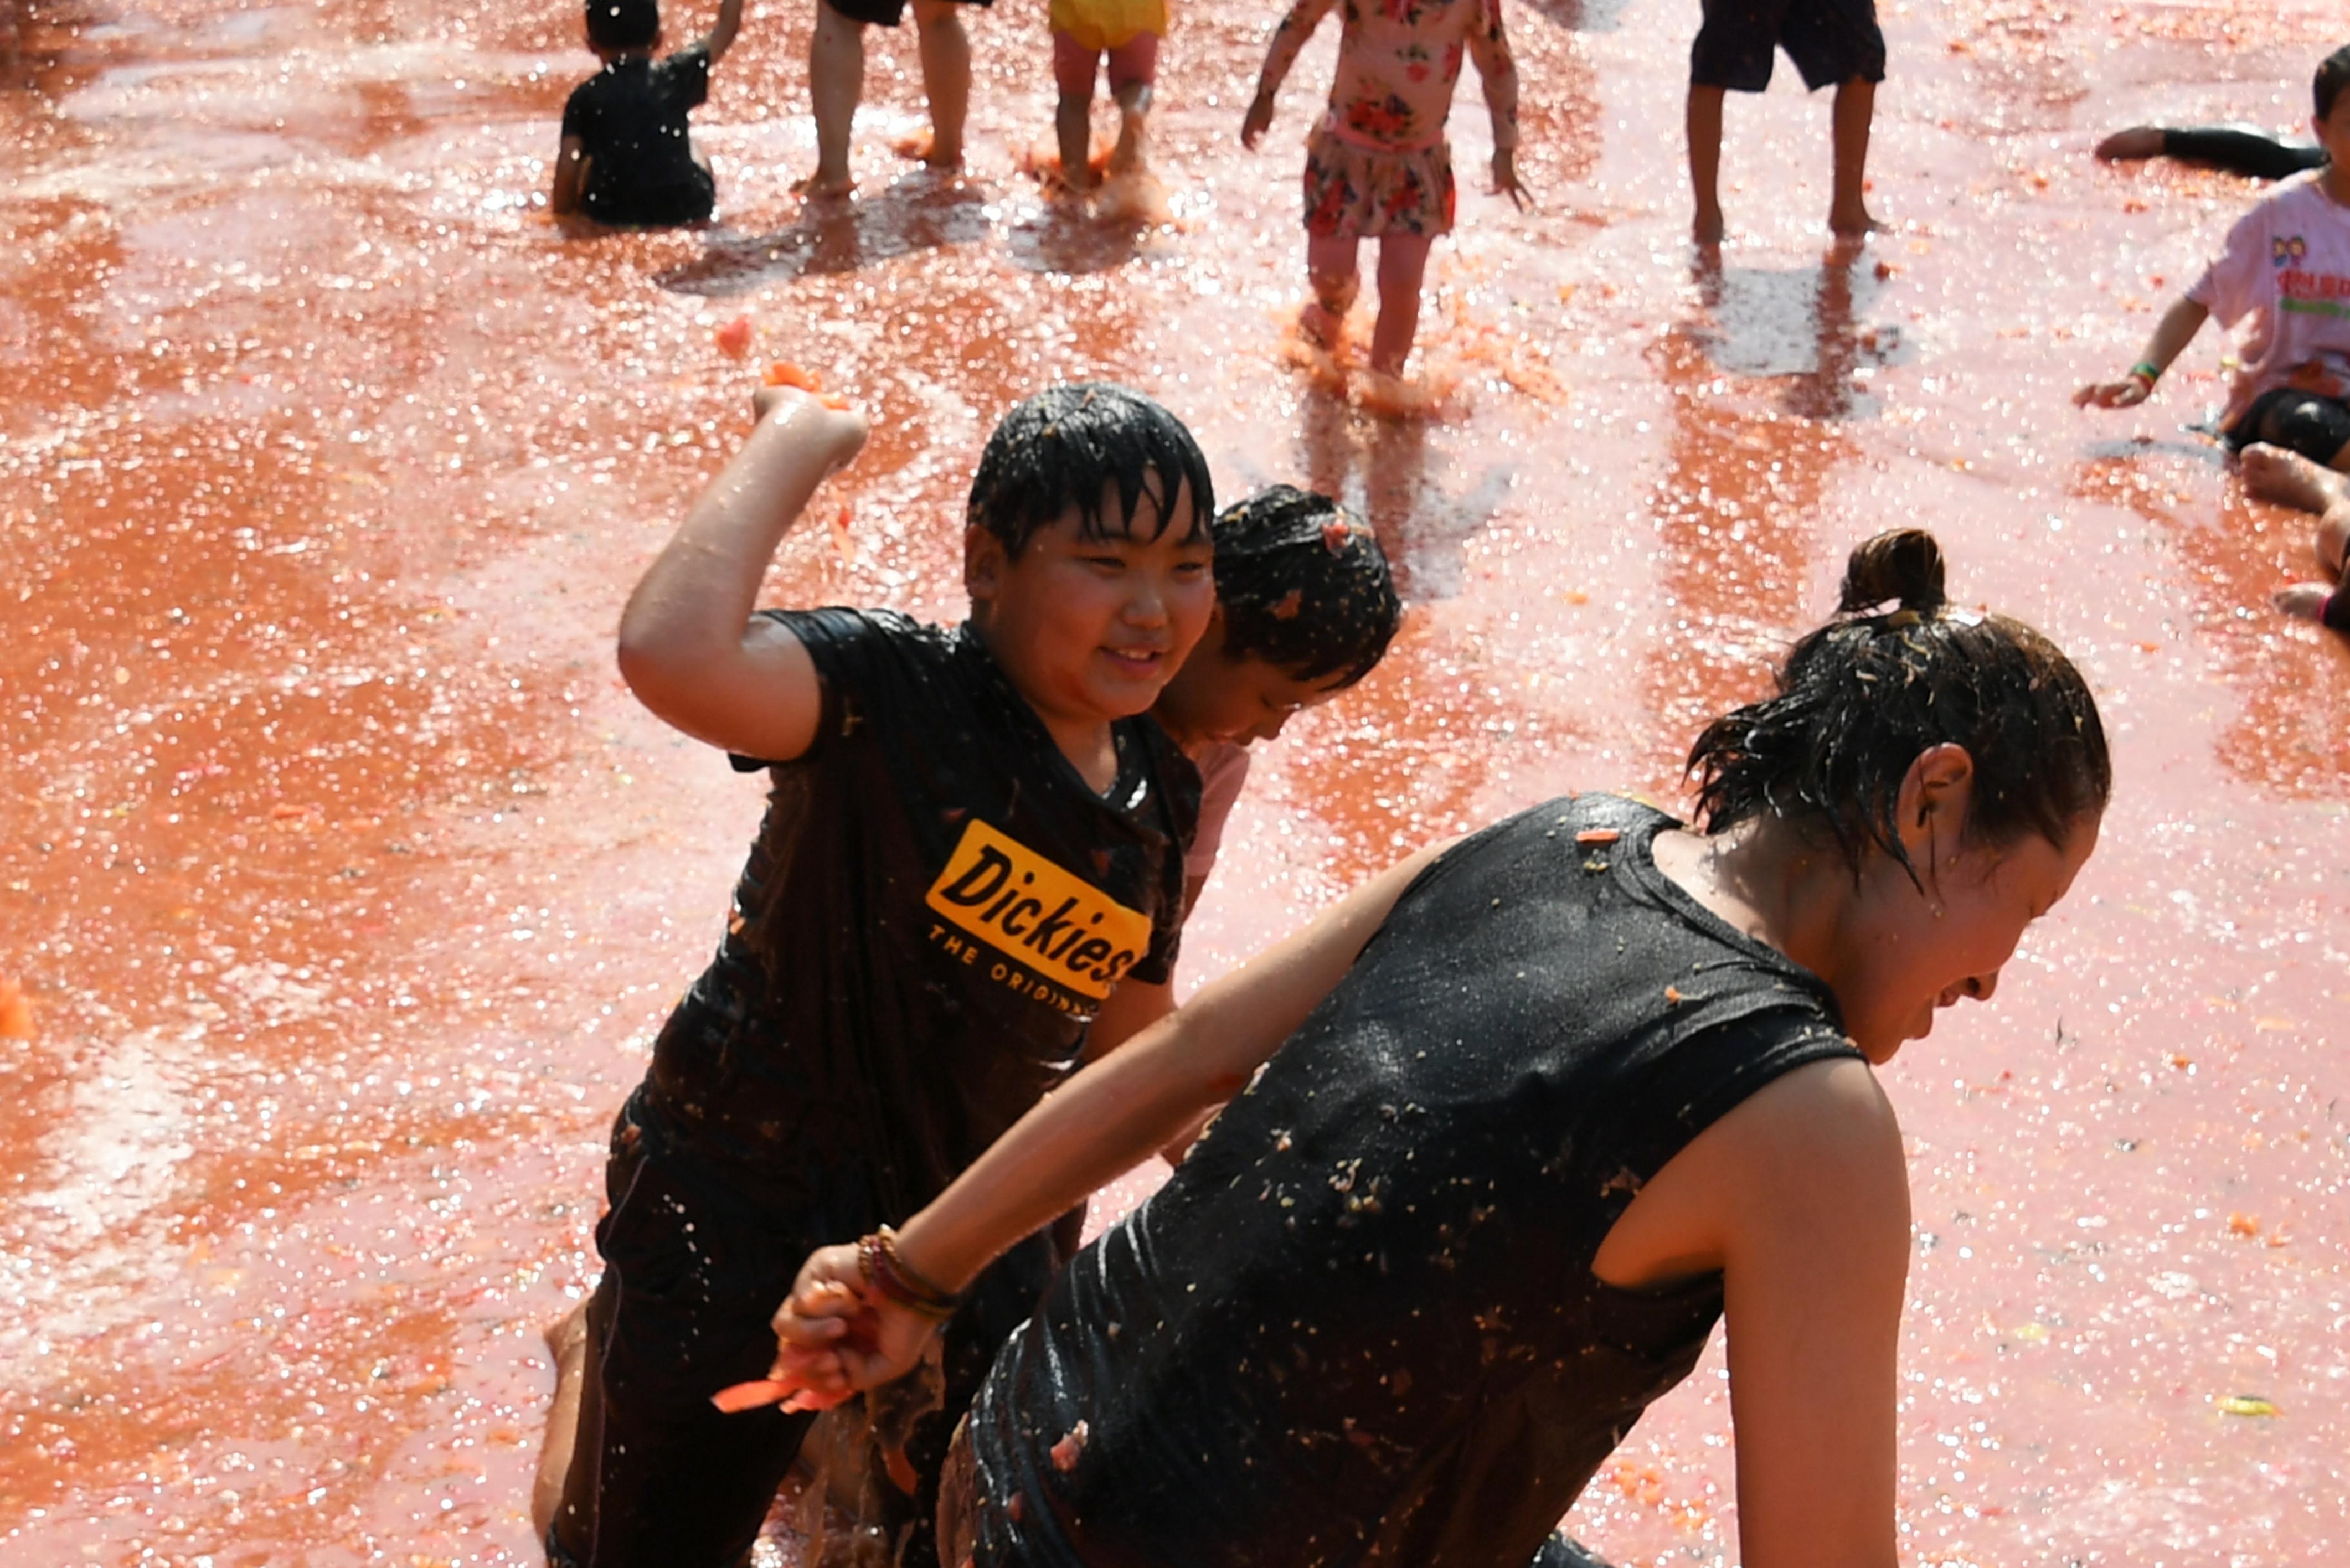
[[753, 384, 870, 475]]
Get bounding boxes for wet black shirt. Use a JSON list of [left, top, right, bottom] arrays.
[[964, 795, 1863, 1567], [560, 43, 718, 226], [642, 608, 1197, 1218]]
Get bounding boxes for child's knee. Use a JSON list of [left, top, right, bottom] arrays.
[[1310, 269, 1360, 311]]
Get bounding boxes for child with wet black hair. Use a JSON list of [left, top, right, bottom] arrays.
[[2078, 45, 2350, 469], [1147, 484, 1402, 916], [532, 380, 1217, 1568], [551, 0, 743, 226]]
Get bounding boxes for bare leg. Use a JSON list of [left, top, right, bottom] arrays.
[[1303, 231, 1362, 347], [1051, 30, 1097, 189], [911, 0, 971, 168], [1687, 84, 1727, 244], [2095, 126, 2164, 161], [1369, 230, 1436, 376], [1828, 77, 1882, 234], [2241, 440, 2350, 514], [803, 0, 863, 196], [1105, 33, 1159, 174]]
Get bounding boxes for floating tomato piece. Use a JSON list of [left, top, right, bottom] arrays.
[[0, 977, 32, 1041], [714, 315, 754, 358], [764, 360, 822, 391]]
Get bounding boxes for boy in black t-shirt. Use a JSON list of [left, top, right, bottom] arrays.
[[552, 0, 743, 227], [534, 381, 1216, 1568]]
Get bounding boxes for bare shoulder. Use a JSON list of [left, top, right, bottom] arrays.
[[1711, 1057, 1907, 1218]]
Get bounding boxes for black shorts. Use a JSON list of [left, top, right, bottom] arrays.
[[820, 0, 992, 29], [548, 1090, 1061, 1568], [2225, 385, 2350, 463], [1691, 0, 1887, 93]]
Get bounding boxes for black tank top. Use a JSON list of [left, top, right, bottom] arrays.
[[963, 794, 1865, 1567]]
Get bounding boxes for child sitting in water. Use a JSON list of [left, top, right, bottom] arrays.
[[2077, 47, 2350, 468], [1241, 0, 1528, 379], [1048, 0, 1164, 192], [551, 0, 743, 226]]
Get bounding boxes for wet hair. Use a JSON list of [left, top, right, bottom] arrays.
[[586, 0, 659, 51], [966, 384, 1215, 559], [2317, 45, 2350, 121], [1210, 486, 1401, 688], [1686, 529, 2109, 880]]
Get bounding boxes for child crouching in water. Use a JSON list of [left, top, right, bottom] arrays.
[[552, 0, 744, 226], [1242, 0, 1528, 380], [1049, 0, 1163, 192]]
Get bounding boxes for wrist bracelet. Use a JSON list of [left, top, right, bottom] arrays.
[[2127, 360, 2161, 385], [859, 1226, 960, 1320]]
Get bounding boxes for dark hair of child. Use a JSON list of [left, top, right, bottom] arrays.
[[1686, 528, 2110, 881], [587, 0, 661, 52], [1210, 485, 1402, 688], [2317, 44, 2350, 121], [966, 383, 1216, 558]]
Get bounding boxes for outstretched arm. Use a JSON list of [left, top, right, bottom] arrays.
[[1466, 0, 1526, 208], [616, 387, 868, 761], [698, 0, 745, 63], [736, 836, 1456, 1409], [1241, 0, 1340, 148], [2074, 295, 2209, 409]]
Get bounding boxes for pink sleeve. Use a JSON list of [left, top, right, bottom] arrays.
[[1183, 744, 1253, 884], [2187, 202, 2269, 330]]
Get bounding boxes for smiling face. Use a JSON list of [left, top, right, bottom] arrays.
[[1151, 612, 1354, 751], [965, 475, 1216, 744], [1833, 806, 2101, 1063]]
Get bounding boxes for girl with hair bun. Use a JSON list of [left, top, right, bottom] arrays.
[[745, 529, 2109, 1568]]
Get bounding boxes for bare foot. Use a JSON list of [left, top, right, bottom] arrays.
[[892, 129, 963, 169], [2095, 126, 2164, 162], [2240, 441, 2350, 515], [792, 168, 856, 199], [1693, 204, 1725, 246], [1827, 202, 1884, 236], [2274, 581, 2336, 622], [1299, 298, 1347, 349]]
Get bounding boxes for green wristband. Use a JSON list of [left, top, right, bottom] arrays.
[[2128, 360, 2161, 384]]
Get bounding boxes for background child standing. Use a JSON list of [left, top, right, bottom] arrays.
[[1686, 0, 1884, 243], [1050, 0, 1164, 190], [1241, 0, 1527, 379], [552, 0, 743, 226]]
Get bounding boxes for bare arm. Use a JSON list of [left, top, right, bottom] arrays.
[[550, 134, 589, 215], [698, 0, 744, 63], [741, 837, 1456, 1407], [2074, 295, 2210, 409], [616, 388, 868, 761], [1466, 4, 1527, 208], [1717, 1059, 1909, 1568], [1241, 0, 1341, 148]]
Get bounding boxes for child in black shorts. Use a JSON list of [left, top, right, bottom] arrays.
[[552, 0, 743, 226], [1687, 0, 1885, 243], [799, 0, 986, 197], [535, 380, 1215, 1568]]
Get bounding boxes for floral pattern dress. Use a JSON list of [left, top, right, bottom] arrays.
[[1255, 0, 1518, 238]]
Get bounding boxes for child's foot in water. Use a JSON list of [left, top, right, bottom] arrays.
[[894, 128, 965, 169], [2241, 441, 2350, 515], [1693, 202, 1726, 246], [2274, 581, 2339, 623], [1299, 298, 1348, 350], [2095, 126, 2164, 161], [1827, 200, 1884, 236], [792, 167, 856, 199]]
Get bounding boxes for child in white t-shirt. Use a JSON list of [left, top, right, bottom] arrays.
[[2077, 44, 2350, 467]]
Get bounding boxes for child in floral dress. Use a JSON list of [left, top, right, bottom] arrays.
[[1241, 0, 1527, 377]]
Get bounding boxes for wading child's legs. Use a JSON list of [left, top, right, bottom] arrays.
[[912, 0, 972, 166], [1370, 231, 1435, 376], [1829, 76, 1880, 234], [1303, 232, 1363, 347], [807, 0, 864, 195], [1052, 31, 1100, 188], [1105, 31, 1158, 172], [1688, 84, 1727, 245]]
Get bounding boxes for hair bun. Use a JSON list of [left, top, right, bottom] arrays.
[[1837, 528, 1948, 617]]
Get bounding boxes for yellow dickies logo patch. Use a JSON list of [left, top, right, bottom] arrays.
[[925, 819, 1151, 1011]]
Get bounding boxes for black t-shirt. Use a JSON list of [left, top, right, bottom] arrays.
[[560, 43, 717, 226], [640, 608, 1198, 1219], [962, 795, 1864, 1568]]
